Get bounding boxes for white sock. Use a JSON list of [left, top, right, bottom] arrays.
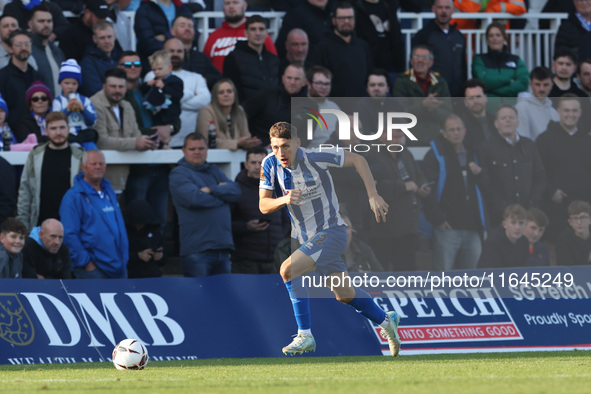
[[378, 316, 389, 330], [298, 329, 312, 336]]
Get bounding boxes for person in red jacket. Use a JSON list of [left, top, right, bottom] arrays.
[[203, 0, 276, 72]]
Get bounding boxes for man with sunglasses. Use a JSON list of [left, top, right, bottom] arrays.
[[0, 29, 42, 130]]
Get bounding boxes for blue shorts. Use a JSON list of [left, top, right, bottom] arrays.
[[298, 226, 348, 276]]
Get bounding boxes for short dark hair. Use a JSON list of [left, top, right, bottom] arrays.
[[553, 48, 577, 64], [578, 58, 591, 74], [245, 15, 268, 29], [246, 146, 268, 161], [464, 78, 487, 95], [269, 122, 298, 140], [8, 29, 31, 47], [46, 111, 68, 126], [527, 207, 549, 228], [172, 14, 194, 27], [118, 51, 140, 62], [495, 103, 518, 119], [365, 68, 390, 87], [568, 200, 591, 216], [0, 14, 17, 25], [306, 65, 332, 83], [29, 3, 52, 20], [530, 66, 553, 82], [1, 217, 27, 236], [104, 67, 127, 81], [333, 1, 354, 15], [183, 132, 206, 147]]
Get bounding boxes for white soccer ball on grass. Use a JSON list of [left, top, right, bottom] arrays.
[[112, 338, 149, 370]]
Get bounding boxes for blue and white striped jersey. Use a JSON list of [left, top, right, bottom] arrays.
[[260, 147, 346, 243]]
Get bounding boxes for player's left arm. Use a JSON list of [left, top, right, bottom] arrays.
[[343, 150, 389, 223]]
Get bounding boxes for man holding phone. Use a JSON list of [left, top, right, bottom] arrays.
[[231, 146, 289, 274]]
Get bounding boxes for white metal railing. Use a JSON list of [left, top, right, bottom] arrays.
[[65, 10, 567, 72], [398, 12, 567, 77]]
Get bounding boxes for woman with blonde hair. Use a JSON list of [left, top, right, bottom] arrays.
[[196, 78, 261, 150]]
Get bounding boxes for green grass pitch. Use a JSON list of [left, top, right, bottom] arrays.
[[0, 351, 589, 393]]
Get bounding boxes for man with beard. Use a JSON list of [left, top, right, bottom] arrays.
[[203, 0, 276, 73], [145, 38, 211, 148], [549, 49, 588, 100], [28, 4, 64, 97], [17, 112, 84, 230], [412, 0, 466, 97], [0, 29, 42, 130], [170, 15, 222, 90], [310, 2, 373, 98], [91, 68, 158, 193], [0, 15, 30, 69], [457, 79, 496, 150]]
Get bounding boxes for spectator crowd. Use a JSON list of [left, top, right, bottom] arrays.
[[1, 0, 591, 280]]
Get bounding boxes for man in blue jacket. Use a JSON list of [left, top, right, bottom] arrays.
[[169, 132, 241, 277], [59, 149, 129, 279]]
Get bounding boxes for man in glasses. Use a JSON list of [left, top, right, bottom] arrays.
[[0, 29, 42, 130], [304, 65, 339, 148], [310, 1, 373, 98]]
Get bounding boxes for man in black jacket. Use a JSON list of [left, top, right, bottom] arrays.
[[243, 63, 307, 146], [223, 15, 279, 104], [555, 0, 591, 62], [421, 114, 486, 271], [457, 78, 496, 150], [310, 1, 373, 99], [478, 104, 547, 227], [354, 0, 422, 74], [411, 0, 466, 97], [536, 95, 591, 240], [22, 218, 71, 279], [275, 0, 332, 60], [231, 146, 289, 274]]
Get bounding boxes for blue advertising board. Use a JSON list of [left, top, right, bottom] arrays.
[[0, 267, 590, 365]]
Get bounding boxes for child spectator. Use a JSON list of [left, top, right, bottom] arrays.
[[124, 200, 166, 278], [142, 50, 183, 129], [51, 59, 99, 150], [524, 208, 550, 266], [0, 217, 27, 278], [556, 201, 591, 266], [478, 204, 530, 268], [0, 93, 17, 150]]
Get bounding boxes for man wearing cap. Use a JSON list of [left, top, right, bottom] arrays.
[[0, 29, 42, 130], [59, 0, 109, 62], [28, 4, 65, 97]]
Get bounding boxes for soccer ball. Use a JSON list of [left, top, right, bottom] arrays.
[[112, 339, 149, 370]]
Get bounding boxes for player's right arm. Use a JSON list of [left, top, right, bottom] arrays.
[[259, 189, 301, 214]]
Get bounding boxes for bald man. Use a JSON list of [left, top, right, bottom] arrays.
[[22, 218, 71, 279], [279, 28, 312, 76]]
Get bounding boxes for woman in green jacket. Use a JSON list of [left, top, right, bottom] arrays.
[[472, 22, 529, 101]]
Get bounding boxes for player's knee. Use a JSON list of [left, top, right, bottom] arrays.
[[279, 261, 291, 281], [335, 296, 353, 304]]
